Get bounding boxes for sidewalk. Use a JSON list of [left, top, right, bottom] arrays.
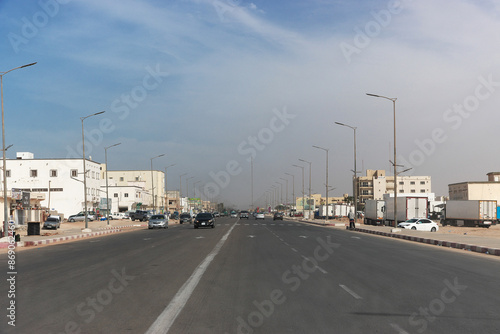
[[0, 218, 177, 249], [297, 218, 500, 257]]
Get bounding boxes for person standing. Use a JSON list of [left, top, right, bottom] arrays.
[[348, 210, 355, 229]]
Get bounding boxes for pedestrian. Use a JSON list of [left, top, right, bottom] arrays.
[[348, 210, 355, 229]]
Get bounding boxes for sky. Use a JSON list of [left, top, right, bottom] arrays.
[[1, 0, 500, 209]]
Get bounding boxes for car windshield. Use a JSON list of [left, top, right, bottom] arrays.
[[151, 215, 165, 219], [405, 219, 418, 223]]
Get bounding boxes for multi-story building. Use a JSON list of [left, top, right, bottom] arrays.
[[103, 170, 164, 212], [3, 152, 102, 219], [357, 169, 432, 203], [449, 172, 500, 202]]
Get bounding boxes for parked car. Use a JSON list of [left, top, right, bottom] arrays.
[[398, 218, 439, 232], [109, 212, 127, 220], [129, 210, 149, 222], [255, 212, 265, 220], [68, 212, 95, 222], [43, 216, 61, 229], [240, 210, 250, 219], [148, 214, 168, 229], [179, 213, 192, 224], [273, 212, 284, 220], [194, 212, 215, 229]]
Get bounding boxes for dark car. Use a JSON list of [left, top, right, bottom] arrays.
[[194, 212, 215, 229], [240, 210, 249, 219], [43, 216, 61, 229], [273, 212, 284, 220], [180, 213, 192, 224]]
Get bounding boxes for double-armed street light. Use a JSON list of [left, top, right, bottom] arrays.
[[150, 154, 165, 214], [299, 158, 312, 219], [292, 164, 305, 218], [164, 164, 175, 215], [313, 145, 329, 224], [1, 62, 37, 236]]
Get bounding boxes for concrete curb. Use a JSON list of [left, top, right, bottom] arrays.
[[299, 219, 346, 227], [354, 228, 500, 257]]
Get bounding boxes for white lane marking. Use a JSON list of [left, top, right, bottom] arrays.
[[145, 222, 238, 334], [301, 255, 327, 274], [291, 248, 298, 252], [247, 235, 256, 238], [299, 236, 307, 238], [390, 323, 410, 334], [339, 284, 362, 300], [195, 236, 205, 239], [143, 238, 152, 241], [351, 236, 360, 239]]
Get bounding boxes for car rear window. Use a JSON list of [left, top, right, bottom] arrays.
[[197, 213, 213, 219]]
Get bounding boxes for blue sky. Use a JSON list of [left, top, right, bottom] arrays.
[[1, 0, 500, 208]]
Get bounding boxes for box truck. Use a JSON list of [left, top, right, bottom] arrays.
[[384, 196, 428, 224], [440, 200, 497, 228], [364, 199, 385, 225]]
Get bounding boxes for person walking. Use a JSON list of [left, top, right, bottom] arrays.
[[348, 210, 355, 230]]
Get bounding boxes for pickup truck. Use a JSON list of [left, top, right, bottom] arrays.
[[129, 210, 149, 221]]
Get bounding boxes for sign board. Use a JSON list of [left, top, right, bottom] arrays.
[[22, 192, 30, 208], [11, 188, 22, 200]]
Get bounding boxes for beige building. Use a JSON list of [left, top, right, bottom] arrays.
[[295, 193, 348, 211], [357, 169, 431, 203], [449, 172, 500, 202]]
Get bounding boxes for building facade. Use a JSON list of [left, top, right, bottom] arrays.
[[449, 172, 500, 202]]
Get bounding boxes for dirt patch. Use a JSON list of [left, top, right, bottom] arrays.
[[437, 224, 500, 237]]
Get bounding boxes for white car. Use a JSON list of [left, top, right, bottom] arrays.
[[255, 213, 265, 219], [109, 212, 127, 220], [398, 218, 439, 232]]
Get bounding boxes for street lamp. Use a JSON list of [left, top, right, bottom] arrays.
[[164, 164, 175, 215], [335, 121, 358, 226], [292, 164, 305, 218], [186, 176, 194, 211], [1, 62, 36, 236], [150, 154, 165, 214], [179, 173, 187, 211], [299, 159, 312, 219], [81, 111, 105, 230], [367, 93, 398, 226], [313, 146, 329, 223], [285, 172, 295, 216], [280, 177, 288, 213], [104, 142, 121, 225]]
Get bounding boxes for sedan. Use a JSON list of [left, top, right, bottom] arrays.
[[179, 213, 192, 224], [68, 212, 95, 222], [398, 218, 439, 232], [255, 212, 265, 219], [43, 216, 61, 229], [194, 212, 215, 229], [273, 212, 284, 220], [148, 214, 168, 229]]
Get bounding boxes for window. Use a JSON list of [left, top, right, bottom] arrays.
[[420, 189, 426, 193], [399, 181, 404, 185], [92, 171, 95, 179], [410, 181, 415, 185], [50, 169, 57, 177], [114, 193, 118, 198], [71, 169, 78, 177], [411, 189, 416, 193], [120, 177, 124, 181], [135, 177, 139, 181], [399, 189, 404, 192], [420, 181, 425, 185], [124, 193, 129, 198], [30, 170, 38, 177], [6, 170, 11, 177]]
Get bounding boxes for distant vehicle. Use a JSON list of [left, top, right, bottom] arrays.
[[240, 210, 249, 219], [129, 210, 149, 222], [194, 212, 215, 229], [398, 218, 439, 232], [109, 212, 127, 220], [255, 212, 265, 220], [68, 212, 95, 222], [179, 213, 192, 224], [273, 212, 284, 220], [220, 211, 228, 217], [148, 214, 168, 229], [385, 197, 428, 225], [230, 211, 237, 218], [43, 216, 61, 229], [364, 199, 385, 225]]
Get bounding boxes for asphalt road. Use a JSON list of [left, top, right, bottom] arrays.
[[1, 216, 499, 333]]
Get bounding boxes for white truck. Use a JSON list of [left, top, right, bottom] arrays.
[[364, 199, 385, 225], [384, 196, 428, 225], [318, 205, 333, 218], [440, 200, 497, 228]]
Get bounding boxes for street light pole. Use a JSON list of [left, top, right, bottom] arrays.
[[104, 143, 121, 225], [299, 159, 312, 219], [285, 172, 295, 216], [335, 121, 358, 226], [164, 164, 175, 216], [280, 177, 288, 213], [367, 93, 398, 226], [1, 62, 36, 236], [150, 154, 165, 214], [81, 111, 105, 230], [293, 164, 305, 218], [179, 173, 187, 212], [313, 146, 329, 223]]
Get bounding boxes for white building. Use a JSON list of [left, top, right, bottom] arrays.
[[5, 152, 102, 218], [99, 183, 151, 213]]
